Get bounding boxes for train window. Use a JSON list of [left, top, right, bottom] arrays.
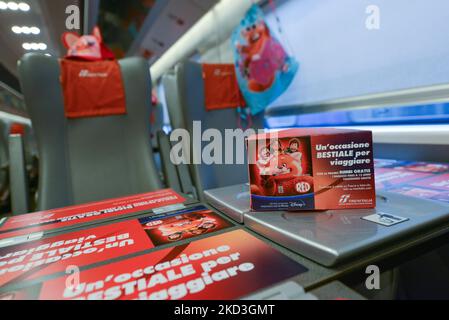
[[263, 0, 449, 129], [266, 103, 449, 129]]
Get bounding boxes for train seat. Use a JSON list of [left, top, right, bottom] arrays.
[[161, 60, 264, 201], [17, 53, 162, 211]]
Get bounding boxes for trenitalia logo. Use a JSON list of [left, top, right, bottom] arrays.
[[213, 69, 233, 77], [78, 70, 108, 78], [339, 194, 351, 204]]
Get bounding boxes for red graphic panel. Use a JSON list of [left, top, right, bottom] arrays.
[[387, 186, 443, 199], [411, 174, 449, 191], [0, 189, 185, 240], [392, 162, 449, 174], [35, 230, 307, 300], [312, 132, 376, 210], [375, 168, 434, 190], [0, 220, 153, 287], [139, 206, 232, 246]]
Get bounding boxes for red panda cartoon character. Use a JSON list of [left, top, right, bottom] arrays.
[[236, 21, 288, 92], [62, 26, 115, 61], [251, 153, 314, 197]]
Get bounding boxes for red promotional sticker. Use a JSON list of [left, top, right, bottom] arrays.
[[138, 205, 233, 246], [0, 189, 185, 240], [375, 168, 433, 190], [0, 206, 233, 290], [0, 220, 153, 287], [15, 229, 307, 300], [410, 173, 449, 192]]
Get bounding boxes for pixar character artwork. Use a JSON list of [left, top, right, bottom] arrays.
[[250, 137, 315, 211], [139, 206, 233, 246], [232, 4, 299, 115]]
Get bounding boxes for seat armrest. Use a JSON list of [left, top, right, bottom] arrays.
[[159, 130, 198, 199], [8, 134, 30, 215], [0, 165, 9, 210], [177, 159, 198, 200], [157, 130, 182, 193]]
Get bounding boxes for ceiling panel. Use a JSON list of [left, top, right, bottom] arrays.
[[130, 0, 218, 64], [0, 1, 48, 75], [38, 0, 82, 57], [0, 0, 79, 77], [0, 0, 219, 77]]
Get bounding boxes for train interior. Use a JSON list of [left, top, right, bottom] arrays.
[[1, 0, 449, 301]]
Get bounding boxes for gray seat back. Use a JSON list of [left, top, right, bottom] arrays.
[[165, 61, 264, 199], [162, 72, 185, 131], [0, 121, 8, 170], [0, 121, 8, 196], [18, 53, 162, 210], [22, 124, 37, 166]]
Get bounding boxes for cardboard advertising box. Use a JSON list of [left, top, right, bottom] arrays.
[[0, 189, 196, 244], [0, 205, 233, 288], [0, 229, 308, 300], [247, 128, 376, 211]]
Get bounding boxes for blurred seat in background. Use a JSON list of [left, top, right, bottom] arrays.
[[161, 60, 265, 201], [8, 122, 40, 214]]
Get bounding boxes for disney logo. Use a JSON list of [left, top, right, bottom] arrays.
[[289, 201, 306, 208]]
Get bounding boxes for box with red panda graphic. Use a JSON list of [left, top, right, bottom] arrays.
[[247, 128, 376, 211]]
